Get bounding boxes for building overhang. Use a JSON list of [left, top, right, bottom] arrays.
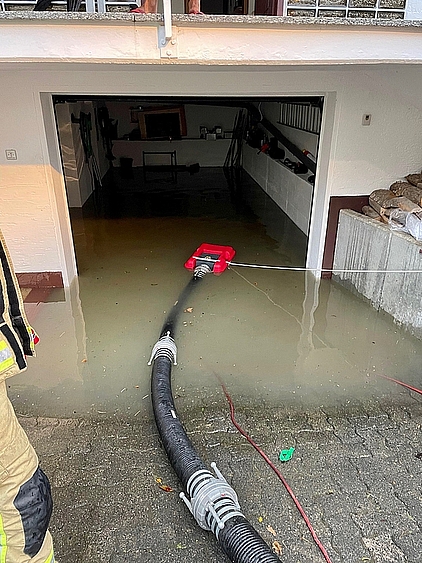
[[1, 13, 422, 67]]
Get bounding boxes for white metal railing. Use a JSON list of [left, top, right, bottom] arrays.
[[280, 101, 322, 134]]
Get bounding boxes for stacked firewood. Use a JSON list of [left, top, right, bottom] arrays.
[[363, 173, 422, 230]]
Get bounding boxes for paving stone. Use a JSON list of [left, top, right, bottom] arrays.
[[18, 392, 422, 563]]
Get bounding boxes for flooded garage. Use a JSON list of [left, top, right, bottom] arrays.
[[6, 94, 422, 563]]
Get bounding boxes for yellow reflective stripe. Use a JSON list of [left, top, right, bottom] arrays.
[[0, 514, 7, 563], [44, 548, 55, 563], [26, 327, 34, 354], [0, 340, 14, 373], [0, 514, 54, 563]]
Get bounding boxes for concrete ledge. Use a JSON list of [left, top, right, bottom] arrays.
[[2, 13, 422, 66], [1, 12, 422, 29], [333, 209, 422, 339]]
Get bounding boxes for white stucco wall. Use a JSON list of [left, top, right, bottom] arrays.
[[2, 49, 422, 283], [405, 0, 422, 19], [3, 17, 422, 66], [0, 85, 61, 275]]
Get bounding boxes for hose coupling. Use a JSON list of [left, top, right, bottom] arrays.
[[193, 263, 212, 278], [179, 462, 243, 538], [148, 332, 177, 365]]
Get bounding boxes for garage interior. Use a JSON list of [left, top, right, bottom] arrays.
[[54, 95, 320, 267]]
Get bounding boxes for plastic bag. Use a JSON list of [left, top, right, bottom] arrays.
[[388, 209, 422, 241], [406, 212, 422, 241]]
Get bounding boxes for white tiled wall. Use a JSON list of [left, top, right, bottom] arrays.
[[242, 144, 313, 235]]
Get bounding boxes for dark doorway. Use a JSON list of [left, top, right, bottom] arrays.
[[255, 0, 278, 15], [199, 0, 248, 14]]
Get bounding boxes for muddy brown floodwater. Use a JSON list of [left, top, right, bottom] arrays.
[[8, 168, 422, 418]]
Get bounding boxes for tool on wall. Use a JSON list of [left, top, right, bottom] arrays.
[[97, 106, 117, 162]]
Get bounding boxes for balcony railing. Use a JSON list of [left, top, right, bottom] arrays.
[[0, 0, 408, 17]]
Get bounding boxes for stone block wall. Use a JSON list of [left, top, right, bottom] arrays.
[[333, 209, 422, 339]]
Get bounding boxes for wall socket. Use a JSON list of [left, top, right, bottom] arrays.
[[362, 114, 372, 126], [5, 149, 17, 160]]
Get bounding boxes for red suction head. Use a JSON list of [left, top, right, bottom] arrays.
[[184, 243, 236, 275]]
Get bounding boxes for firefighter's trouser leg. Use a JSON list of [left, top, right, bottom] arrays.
[[0, 382, 54, 563]]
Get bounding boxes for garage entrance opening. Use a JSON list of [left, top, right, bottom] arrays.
[[10, 94, 417, 419], [54, 95, 320, 264]]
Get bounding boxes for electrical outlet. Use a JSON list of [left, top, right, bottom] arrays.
[[5, 149, 17, 160], [362, 114, 371, 126]]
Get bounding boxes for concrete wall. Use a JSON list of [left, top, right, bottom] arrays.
[[0, 22, 422, 283], [333, 209, 422, 339]]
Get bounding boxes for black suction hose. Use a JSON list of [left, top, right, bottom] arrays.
[[152, 276, 208, 486], [159, 277, 199, 339], [150, 271, 281, 563]]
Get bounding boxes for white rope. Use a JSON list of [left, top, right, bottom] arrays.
[[229, 261, 422, 274], [191, 255, 422, 275]]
